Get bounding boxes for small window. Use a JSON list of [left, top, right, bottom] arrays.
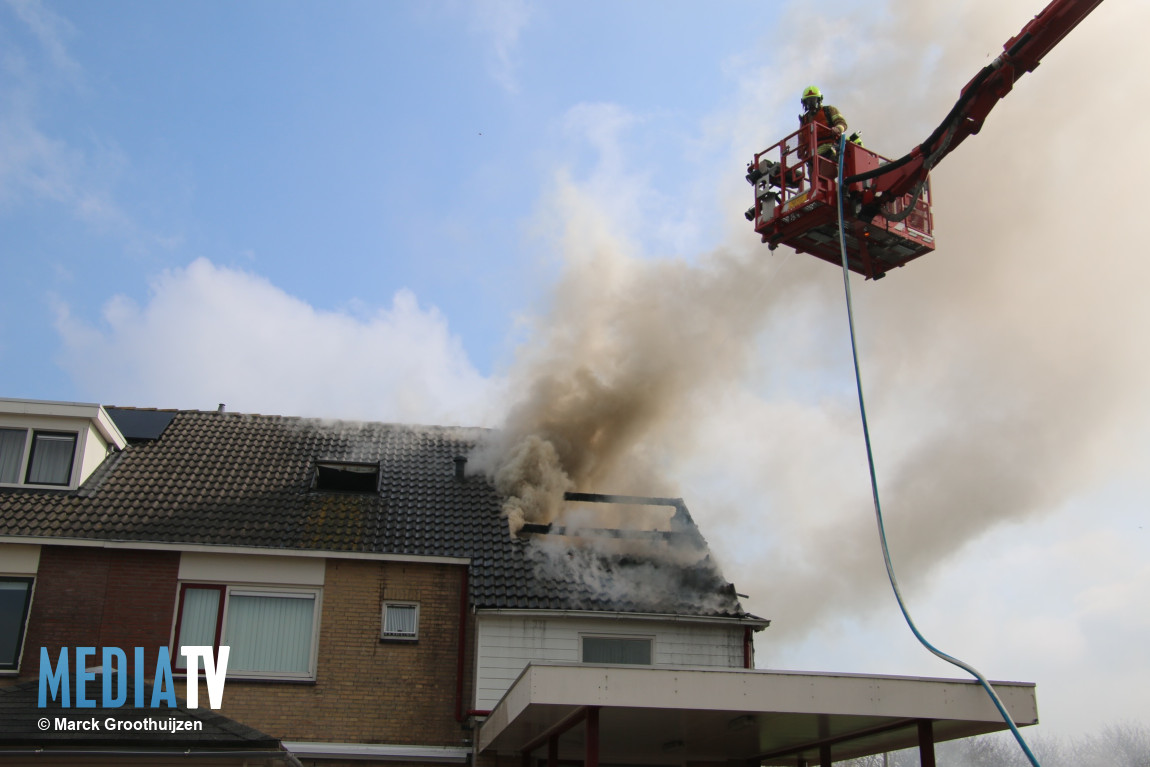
[[173, 584, 320, 680], [313, 461, 379, 493], [0, 429, 25, 484], [382, 602, 419, 641], [27, 432, 77, 486], [581, 636, 652, 665], [0, 577, 34, 671]]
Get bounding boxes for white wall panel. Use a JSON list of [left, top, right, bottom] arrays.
[[178, 552, 326, 585], [474, 614, 746, 710]]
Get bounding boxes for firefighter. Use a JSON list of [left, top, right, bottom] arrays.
[[799, 86, 847, 159]]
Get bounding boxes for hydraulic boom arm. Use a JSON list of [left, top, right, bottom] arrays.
[[849, 0, 1105, 202]]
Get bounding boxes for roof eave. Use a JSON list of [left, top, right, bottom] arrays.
[[474, 607, 771, 629]]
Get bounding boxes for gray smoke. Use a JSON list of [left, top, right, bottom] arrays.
[[472, 0, 1149, 640], [467, 237, 786, 536]]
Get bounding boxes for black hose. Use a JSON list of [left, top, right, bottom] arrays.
[[843, 62, 996, 186]]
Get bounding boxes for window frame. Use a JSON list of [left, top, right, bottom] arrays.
[[172, 582, 322, 681], [0, 428, 80, 489], [25, 431, 78, 486], [380, 601, 420, 642], [0, 576, 35, 673], [579, 633, 655, 666]]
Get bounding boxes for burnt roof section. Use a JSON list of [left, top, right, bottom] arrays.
[[0, 409, 754, 620]]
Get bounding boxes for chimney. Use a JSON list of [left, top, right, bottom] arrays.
[[217, 403, 226, 414], [453, 456, 467, 481]]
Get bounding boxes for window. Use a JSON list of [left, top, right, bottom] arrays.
[[581, 635, 653, 665], [26, 432, 77, 485], [381, 602, 419, 641], [0, 430, 24, 484], [0, 577, 34, 671], [173, 584, 320, 679], [0, 429, 78, 487], [313, 461, 379, 493]]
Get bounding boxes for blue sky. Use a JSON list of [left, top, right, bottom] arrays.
[[2, 0, 764, 393], [3, 0, 1149, 747]]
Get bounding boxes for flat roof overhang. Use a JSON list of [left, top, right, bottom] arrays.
[[478, 664, 1038, 765]]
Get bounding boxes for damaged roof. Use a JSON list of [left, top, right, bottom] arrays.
[[0, 409, 758, 621]]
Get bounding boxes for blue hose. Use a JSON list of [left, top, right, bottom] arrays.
[[833, 133, 1042, 767]]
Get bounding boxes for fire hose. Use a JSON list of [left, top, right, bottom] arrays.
[[834, 133, 1042, 767]]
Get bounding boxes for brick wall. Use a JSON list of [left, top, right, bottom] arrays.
[[11, 545, 180, 683], [6, 548, 475, 751], [214, 559, 472, 747]]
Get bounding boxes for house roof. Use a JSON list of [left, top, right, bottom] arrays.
[[0, 409, 757, 622]]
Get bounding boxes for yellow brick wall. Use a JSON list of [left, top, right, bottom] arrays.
[[201, 559, 472, 747]]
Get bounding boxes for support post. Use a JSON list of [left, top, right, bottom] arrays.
[[548, 736, 558, 767], [819, 743, 832, 767], [918, 720, 936, 767], [585, 707, 599, 767]]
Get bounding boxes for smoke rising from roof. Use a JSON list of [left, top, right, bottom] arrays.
[[468, 191, 783, 536], [474, 0, 1149, 643]]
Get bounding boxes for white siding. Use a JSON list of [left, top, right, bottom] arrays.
[[178, 552, 327, 585], [0, 544, 40, 574], [474, 614, 745, 710], [80, 421, 112, 484]]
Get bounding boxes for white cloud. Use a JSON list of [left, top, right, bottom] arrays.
[[4, 0, 82, 83], [470, 0, 532, 93], [54, 258, 504, 426], [0, 0, 149, 243]]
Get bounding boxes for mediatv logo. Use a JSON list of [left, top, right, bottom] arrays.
[[38, 646, 230, 710]]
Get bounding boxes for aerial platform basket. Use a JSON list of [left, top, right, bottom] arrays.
[[747, 121, 935, 280]]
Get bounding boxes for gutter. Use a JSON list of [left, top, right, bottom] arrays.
[[475, 608, 770, 630], [282, 742, 470, 762], [0, 536, 470, 567], [455, 566, 469, 721]]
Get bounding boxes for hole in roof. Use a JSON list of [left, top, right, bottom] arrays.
[[313, 461, 379, 493]]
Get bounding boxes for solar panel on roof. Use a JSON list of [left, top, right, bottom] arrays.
[[105, 408, 178, 441]]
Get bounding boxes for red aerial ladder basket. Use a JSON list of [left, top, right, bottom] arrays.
[[746, 0, 1104, 281], [746, 121, 935, 280]]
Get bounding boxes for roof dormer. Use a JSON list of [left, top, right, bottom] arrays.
[[0, 398, 127, 491]]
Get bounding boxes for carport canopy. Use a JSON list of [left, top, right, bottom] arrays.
[[477, 664, 1038, 766]]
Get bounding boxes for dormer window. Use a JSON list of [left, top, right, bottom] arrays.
[[0, 429, 78, 487], [0, 399, 127, 490], [313, 461, 380, 493]]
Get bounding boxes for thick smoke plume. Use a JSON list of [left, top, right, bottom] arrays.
[[474, 0, 1150, 643], [467, 214, 783, 536]]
